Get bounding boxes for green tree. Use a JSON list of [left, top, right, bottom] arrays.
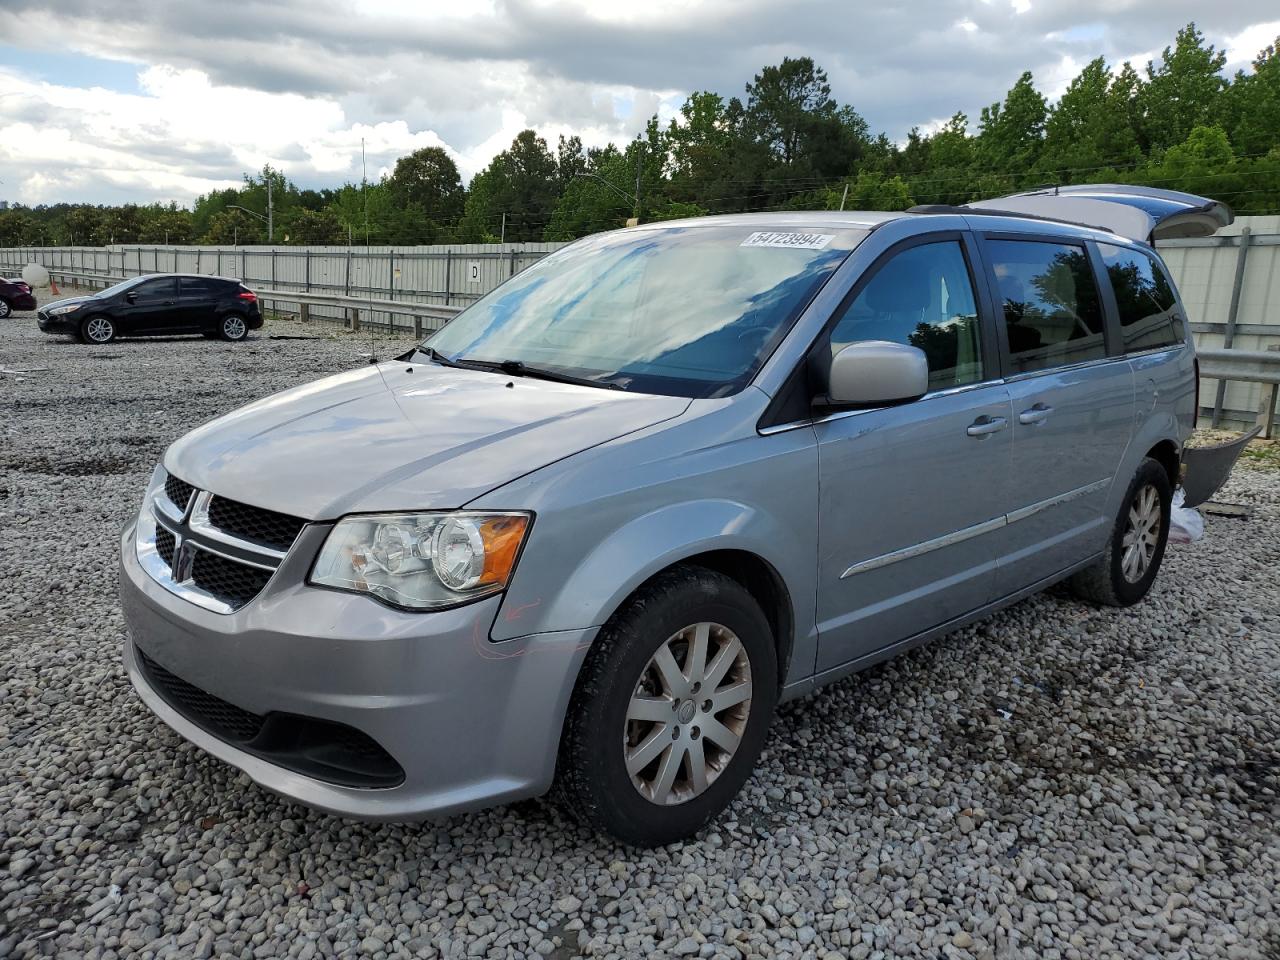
[[1042, 58, 1141, 179], [387, 146, 464, 224], [1222, 36, 1280, 157], [202, 209, 265, 245], [138, 206, 194, 244], [1141, 23, 1227, 153], [977, 71, 1047, 184], [283, 207, 345, 244], [459, 130, 559, 241]]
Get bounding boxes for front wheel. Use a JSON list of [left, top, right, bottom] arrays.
[[556, 566, 777, 846], [80, 315, 116, 344], [219, 313, 248, 341], [1070, 457, 1172, 606], [0, 299, 11, 319]]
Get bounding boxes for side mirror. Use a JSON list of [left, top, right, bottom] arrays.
[[125, 292, 137, 303], [824, 340, 929, 408]]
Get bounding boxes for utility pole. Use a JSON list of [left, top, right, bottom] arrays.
[[634, 142, 642, 223], [839, 183, 849, 211], [267, 177, 274, 243], [500, 212, 506, 244]]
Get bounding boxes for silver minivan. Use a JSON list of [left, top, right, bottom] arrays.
[[120, 185, 1231, 845]]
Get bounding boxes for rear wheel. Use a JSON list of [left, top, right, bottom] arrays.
[[556, 566, 777, 846], [80, 315, 116, 344], [0, 299, 11, 319], [1070, 457, 1172, 606], [219, 313, 248, 341]]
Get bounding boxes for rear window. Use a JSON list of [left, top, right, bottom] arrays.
[[1098, 244, 1183, 353], [986, 239, 1106, 374]]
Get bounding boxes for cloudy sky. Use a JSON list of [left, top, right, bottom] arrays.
[[0, 0, 1276, 207]]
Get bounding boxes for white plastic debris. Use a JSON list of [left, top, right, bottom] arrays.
[[1168, 488, 1204, 544]]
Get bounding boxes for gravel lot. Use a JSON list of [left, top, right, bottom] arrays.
[[1, 291, 1277, 960]]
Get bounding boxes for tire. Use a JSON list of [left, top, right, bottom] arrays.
[[0, 299, 11, 319], [1070, 457, 1172, 607], [219, 313, 249, 341], [556, 566, 778, 846], [80, 315, 116, 344]]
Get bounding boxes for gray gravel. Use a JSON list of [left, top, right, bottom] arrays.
[[1, 291, 1278, 959]]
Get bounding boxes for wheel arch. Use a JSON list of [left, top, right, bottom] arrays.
[[1145, 438, 1180, 489]]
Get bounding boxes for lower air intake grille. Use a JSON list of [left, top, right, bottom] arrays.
[[138, 648, 264, 741], [190, 550, 274, 610], [207, 497, 307, 552], [135, 648, 405, 788]]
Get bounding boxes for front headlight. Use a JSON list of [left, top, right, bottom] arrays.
[[49, 303, 83, 316], [309, 511, 531, 611]]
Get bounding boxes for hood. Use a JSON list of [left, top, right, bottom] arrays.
[[165, 360, 691, 519], [40, 294, 97, 311]]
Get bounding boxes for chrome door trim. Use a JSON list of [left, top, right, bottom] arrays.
[[840, 515, 1006, 579], [759, 378, 1008, 436], [1006, 478, 1110, 525], [839, 477, 1111, 579]]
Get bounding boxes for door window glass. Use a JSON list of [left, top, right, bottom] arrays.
[[180, 278, 216, 297], [987, 240, 1105, 373], [1097, 243, 1182, 352], [131, 278, 178, 301], [829, 241, 983, 390]]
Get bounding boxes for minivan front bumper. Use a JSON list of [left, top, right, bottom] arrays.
[[119, 523, 595, 820]]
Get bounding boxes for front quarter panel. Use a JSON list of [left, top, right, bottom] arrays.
[[472, 389, 821, 686]]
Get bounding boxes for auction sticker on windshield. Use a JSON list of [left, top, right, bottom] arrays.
[[740, 232, 834, 250]]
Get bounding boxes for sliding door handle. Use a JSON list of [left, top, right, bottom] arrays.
[[966, 415, 1008, 438], [1018, 403, 1053, 425]]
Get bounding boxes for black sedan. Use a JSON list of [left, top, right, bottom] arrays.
[[1, 277, 37, 317], [37, 274, 263, 344]]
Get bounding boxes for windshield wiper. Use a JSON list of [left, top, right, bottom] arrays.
[[457, 357, 622, 390], [417, 346, 466, 369]]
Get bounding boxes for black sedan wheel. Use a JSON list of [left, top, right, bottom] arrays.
[[219, 313, 248, 341], [81, 315, 116, 344], [0, 299, 11, 319]]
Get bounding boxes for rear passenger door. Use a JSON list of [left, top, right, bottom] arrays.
[[977, 235, 1135, 595], [178, 277, 218, 332]]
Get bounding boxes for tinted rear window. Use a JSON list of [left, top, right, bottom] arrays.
[[1098, 244, 1183, 353], [180, 278, 217, 296]]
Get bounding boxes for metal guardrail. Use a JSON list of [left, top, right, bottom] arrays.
[[12, 266, 464, 337], [1197, 346, 1280, 439]]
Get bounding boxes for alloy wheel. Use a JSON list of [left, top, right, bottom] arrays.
[[0, 300, 11, 318], [86, 317, 114, 343], [1121, 483, 1161, 583], [624, 621, 752, 806], [223, 315, 247, 340]]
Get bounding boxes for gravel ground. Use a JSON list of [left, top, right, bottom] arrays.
[[1, 291, 1278, 960]]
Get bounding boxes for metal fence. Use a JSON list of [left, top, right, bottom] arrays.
[[4, 223, 1280, 431], [0, 242, 565, 329], [1157, 215, 1280, 431]]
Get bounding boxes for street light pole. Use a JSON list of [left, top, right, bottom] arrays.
[[268, 177, 274, 243]]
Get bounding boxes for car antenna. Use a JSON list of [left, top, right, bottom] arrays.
[[363, 137, 378, 365]]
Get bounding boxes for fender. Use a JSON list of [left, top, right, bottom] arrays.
[[490, 497, 818, 685]]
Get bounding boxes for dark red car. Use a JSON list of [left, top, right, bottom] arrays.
[[1, 277, 37, 318]]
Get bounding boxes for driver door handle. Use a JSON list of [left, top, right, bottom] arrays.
[[1018, 403, 1053, 425], [966, 415, 1008, 438]]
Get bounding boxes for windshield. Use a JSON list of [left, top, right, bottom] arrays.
[[94, 276, 151, 298], [423, 224, 866, 397]]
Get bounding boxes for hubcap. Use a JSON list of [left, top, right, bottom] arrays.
[[87, 318, 112, 342], [1121, 483, 1162, 583], [0, 300, 10, 318], [224, 316, 246, 339], [624, 622, 752, 806]]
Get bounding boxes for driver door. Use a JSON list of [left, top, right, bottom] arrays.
[[124, 277, 181, 335], [815, 234, 1011, 673]]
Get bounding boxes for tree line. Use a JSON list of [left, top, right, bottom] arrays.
[[2, 23, 1278, 249]]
